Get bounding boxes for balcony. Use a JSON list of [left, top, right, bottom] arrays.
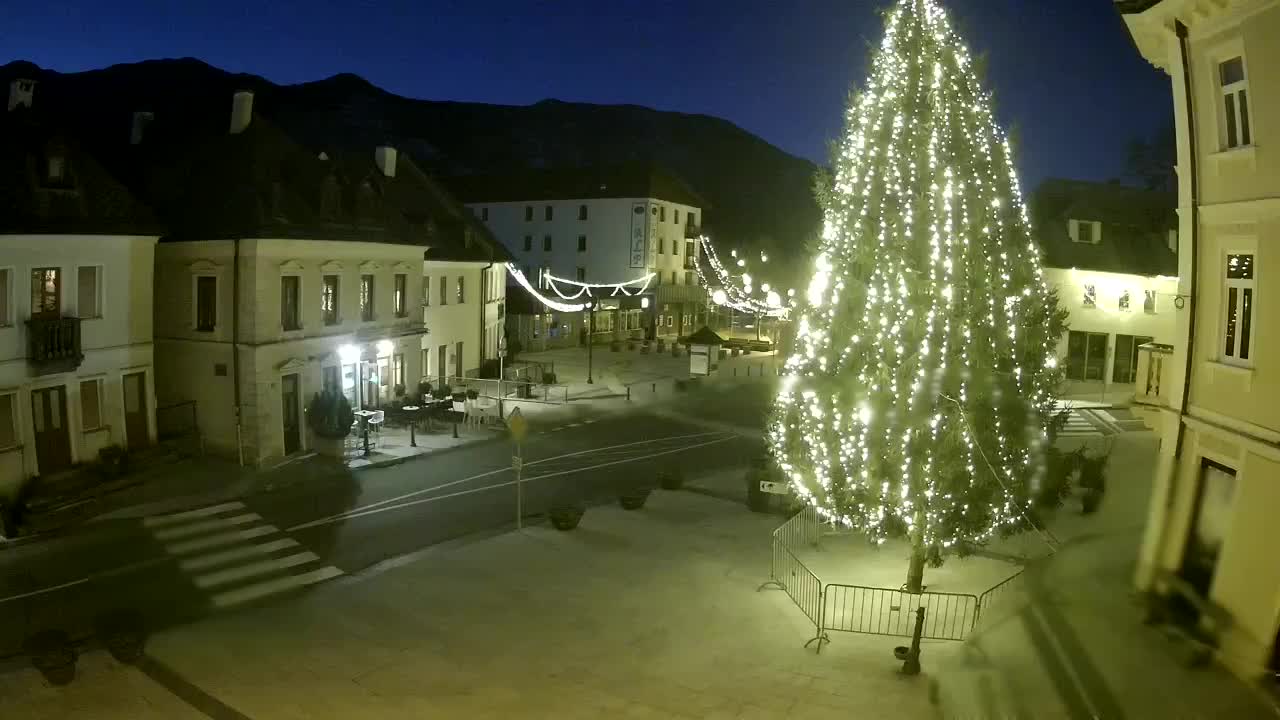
[[26, 316, 83, 375]]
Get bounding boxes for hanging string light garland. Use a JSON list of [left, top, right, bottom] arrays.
[[505, 264, 587, 313], [695, 236, 794, 318], [544, 271, 655, 300]]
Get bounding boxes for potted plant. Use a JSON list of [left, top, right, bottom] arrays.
[[466, 389, 479, 400], [619, 486, 652, 510], [658, 468, 685, 491], [26, 629, 77, 686], [640, 341, 651, 355], [417, 381, 433, 403], [549, 502, 585, 531], [671, 343, 681, 357], [656, 338, 667, 353], [98, 444, 129, 481], [95, 610, 146, 664], [306, 390, 355, 458], [627, 339, 636, 351], [1078, 453, 1108, 514], [433, 384, 452, 400], [393, 383, 406, 399]]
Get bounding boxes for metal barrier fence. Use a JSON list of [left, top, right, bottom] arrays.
[[823, 585, 978, 642], [760, 507, 1028, 652], [441, 375, 571, 404], [155, 401, 198, 441]]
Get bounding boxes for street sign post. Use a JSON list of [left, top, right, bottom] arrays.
[[498, 335, 508, 419], [509, 407, 527, 529]]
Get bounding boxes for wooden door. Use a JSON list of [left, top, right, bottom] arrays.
[[122, 372, 149, 450], [31, 386, 71, 474], [281, 373, 301, 455]]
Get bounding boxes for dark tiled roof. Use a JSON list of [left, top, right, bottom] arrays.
[[0, 105, 161, 235], [682, 326, 725, 346], [387, 154, 513, 263], [446, 163, 706, 209], [1031, 178, 1177, 277]]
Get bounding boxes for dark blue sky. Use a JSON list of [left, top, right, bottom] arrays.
[[3, 0, 1171, 187]]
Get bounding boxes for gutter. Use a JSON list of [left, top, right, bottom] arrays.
[[233, 237, 244, 467], [1155, 20, 1200, 562]]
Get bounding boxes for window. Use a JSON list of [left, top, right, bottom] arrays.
[[394, 273, 407, 317], [0, 393, 15, 450], [1118, 290, 1131, 313], [45, 155, 66, 184], [1066, 331, 1108, 381], [1082, 284, 1096, 309], [360, 274, 375, 321], [1223, 253, 1255, 364], [685, 241, 695, 261], [80, 379, 103, 431], [323, 366, 339, 393], [394, 353, 405, 389], [578, 204, 588, 220], [685, 271, 694, 286], [523, 235, 533, 252], [524, 206, 533, 222], [31, 267, 60, 317], [322, 275, 339, 325], [281, 275, 301, 330], [688, 212, 697, 227], [576, 267, 586, 282], [77, 266, 102, 318], [1219, 57, 1252, 150], [1144, 289, 1157, 315], [674, 209, 680, 225], [659, 206, 666, 222], [481, 207, 489, 221], [456, 276, 465, 304], [545, 205, 554, 221], [577, 235, 587, 252], [1184, 459, 1237, 596], [658, 238, 665, 255], [439, 275, 448, 305], [1072, 220, 1100, 244], [543, 235, 552, 252], [672, 239, 679, 255], [670, 271, 677, 284], [195, 276, 216, 331], [0, 268, 9, 326]]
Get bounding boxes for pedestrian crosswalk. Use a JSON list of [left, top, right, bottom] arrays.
[[1052, 401, 1120, 440], [143, 501, 343, 610]]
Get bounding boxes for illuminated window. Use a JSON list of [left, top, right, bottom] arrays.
[[1118, 290, 1131, 312], [1082, 284, 1096, 309], [1144, 289, 1157, 314], [1222, 253, 1255, 365], [322, 275, 339, 324], [360, 274, 374, 321]]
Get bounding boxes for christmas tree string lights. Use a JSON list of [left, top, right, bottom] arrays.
[[768, 0, 1066, 588]]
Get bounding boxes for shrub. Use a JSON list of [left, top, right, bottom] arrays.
[[549, 503, 585, 531], [619, 488, 651, 510], [98, 445, 129, 481], [466, 389, 479, 400], [26, 629, 77, 686], [393, 383, 406, 398], [433, 384, 452, 400], [543, 372, 557, 385], [306, 390, 355, 439], [658, 468, 685, 491], [417, 381, 433, 402], [95, 610, 146, 664]]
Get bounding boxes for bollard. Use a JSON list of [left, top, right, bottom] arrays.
[[409, 419, 417, 447], [651, 382, 656, 393], [452, 420, 459, 439], [627, 386, 632, 401], [733, 367, 738, 377]]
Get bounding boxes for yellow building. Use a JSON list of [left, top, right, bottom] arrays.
[[1120, 0, 1280, 684]]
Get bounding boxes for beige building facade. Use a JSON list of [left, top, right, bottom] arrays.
[[1121, 0, 1280, 684]]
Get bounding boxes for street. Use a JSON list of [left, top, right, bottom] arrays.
[[0, 405, 754, 660]]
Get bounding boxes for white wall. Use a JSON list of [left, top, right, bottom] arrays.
[[421, 260, 494, 385], [0, 234, 157, 496], [471, 197, 701, 288], [1044, 267, 1178, 382]]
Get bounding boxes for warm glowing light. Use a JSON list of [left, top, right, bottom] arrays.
[[338, 344, 361, 364], [376, 340, 394, 356], [712, 289, 728, 305]]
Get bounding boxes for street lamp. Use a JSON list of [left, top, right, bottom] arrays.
[[498, 334, 507, 419], [586, 300, 595, 384]]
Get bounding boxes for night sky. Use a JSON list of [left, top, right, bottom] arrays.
[[4, 0, 1170, 188]]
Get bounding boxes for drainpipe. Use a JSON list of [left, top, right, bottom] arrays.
[[233, 237, 244, 467], [1154, 19, 1200, 574], [480, 260, 493, 375]]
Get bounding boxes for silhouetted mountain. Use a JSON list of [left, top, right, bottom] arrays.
[[1, 58, 822, 268]]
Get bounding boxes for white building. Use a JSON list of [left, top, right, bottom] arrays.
[[1120, 0, 1280, 686], [142, 93, 506, 466], [451, 165, 708, 347], [1030, 179, 1179, 393], [0, 80, 160, 498]]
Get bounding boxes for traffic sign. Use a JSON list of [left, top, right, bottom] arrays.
[[507, 406, 528, 442], [760, 480, 791, 496], [512, 455, 523, 472]]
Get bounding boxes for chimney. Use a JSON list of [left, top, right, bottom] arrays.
[[374, 146, 397, 178], [130, 111, 154, 145], [230, 90, 253, 134], [7, 79, 35, 112]]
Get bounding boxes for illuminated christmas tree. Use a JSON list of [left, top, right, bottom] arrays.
[[769, 0, 1067, 592]]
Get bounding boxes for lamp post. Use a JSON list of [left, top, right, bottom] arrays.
[[498, 334, 507, 419], [586, 300, 595, 384]]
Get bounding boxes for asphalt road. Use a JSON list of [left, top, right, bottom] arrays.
[[0, 406, 755, 660]]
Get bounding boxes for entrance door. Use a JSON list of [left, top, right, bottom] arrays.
[[31, 386, 71, 474], [1066, 331, 1108, 381], [281, 373, 301, 455], [122, 371, 149, 450], [1113, 335, 1154, 384], [454, 341, 464, 379], [30, 268, 61, 318], [438, 345, 447, 386], [1179, 459, 1236, 615]]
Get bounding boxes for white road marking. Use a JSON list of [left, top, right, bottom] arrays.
[[194, 551, 320, 589], [290, 434, 738, 531], [165, 525, 278, 555], [179, 538, 301, 572], [286, 430, 734, 532], [143, 501, 246, 528], [211, 566, 344, 609], [153, 513, 263, 541]]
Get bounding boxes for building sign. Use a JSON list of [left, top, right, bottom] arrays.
[[647, 205, 659, 268], [629, 203, 647, 269], [689, 346, 710, 376]]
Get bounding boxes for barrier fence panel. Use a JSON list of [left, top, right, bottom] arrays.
[[976, 568, 1026, 627], [822, 585, 979, 642]]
